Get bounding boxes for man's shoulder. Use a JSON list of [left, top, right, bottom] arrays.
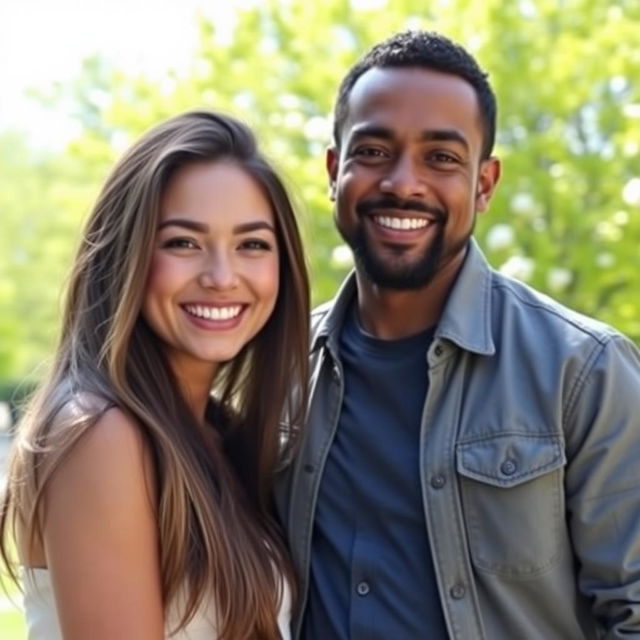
[[311, 299, 334, 323], [309, 275, 356, 341], [488, 267, 623, 348], [310, 300, 337, 344]]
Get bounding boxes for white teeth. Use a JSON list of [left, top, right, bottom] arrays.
[[185, 305, 242, 320], [374, 216, 430, 230]]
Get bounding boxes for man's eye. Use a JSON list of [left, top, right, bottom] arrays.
[[162, 237, 199, 250], [430, 152, 458, 164], [354, 147, 386, 157]]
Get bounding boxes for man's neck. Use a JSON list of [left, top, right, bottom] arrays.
[[354, 252, 465, 340]]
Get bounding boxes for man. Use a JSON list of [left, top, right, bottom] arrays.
[[276, 30, 640, 639]]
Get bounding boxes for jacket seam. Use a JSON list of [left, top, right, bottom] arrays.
[[562, 338, 609, 425], [458, 431, 562, 444], [491, 281, 611, 344]]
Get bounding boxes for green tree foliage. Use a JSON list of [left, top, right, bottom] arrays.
[[0, 133, 90, 383], [1, 0, 640, 385]]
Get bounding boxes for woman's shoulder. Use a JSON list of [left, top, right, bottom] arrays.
[[53, 389, 115, 427], [47, 393, 156, 500], [44, 399, 158, 534], [50, 390, 143, 446], [73, 405, 147, 454]]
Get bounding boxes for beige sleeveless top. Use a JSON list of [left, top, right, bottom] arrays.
[[22, 568, 291, 639]]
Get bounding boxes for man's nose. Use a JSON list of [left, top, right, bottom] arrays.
[[379, 153, 427, 200]]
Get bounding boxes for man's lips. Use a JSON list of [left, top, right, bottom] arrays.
[[372, 214, 433, 230], [356, 198, 447, 226]]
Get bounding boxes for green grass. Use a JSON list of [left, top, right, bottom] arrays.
[[0, 581, 27, 639], [1, 530, 27, 638]]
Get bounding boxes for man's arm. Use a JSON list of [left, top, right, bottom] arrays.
[[564, 334, 640, 636]]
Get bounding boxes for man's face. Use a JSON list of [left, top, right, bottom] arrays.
[[328, 67, 499, 290]]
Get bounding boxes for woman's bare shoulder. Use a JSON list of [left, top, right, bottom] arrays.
[[45, 399, 157, 512], [39, 403, 164, 639], [52, 390, 115, 427]]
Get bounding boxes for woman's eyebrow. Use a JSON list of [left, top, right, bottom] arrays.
[[158, 219, 275, 234]]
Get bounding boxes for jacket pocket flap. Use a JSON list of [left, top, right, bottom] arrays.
[[456, 434, 566, 488]]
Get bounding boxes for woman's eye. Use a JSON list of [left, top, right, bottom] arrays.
[[162, 237, 199, 250], [240, 238, 273, 252]]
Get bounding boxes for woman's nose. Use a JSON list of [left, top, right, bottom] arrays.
[[197, 253, 239, 290]]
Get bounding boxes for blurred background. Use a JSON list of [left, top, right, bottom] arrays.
[[2, 0, 640, 404], [0, 0, 639, 633]]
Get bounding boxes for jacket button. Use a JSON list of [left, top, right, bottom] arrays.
[[501, 459, 517, 475], [303, 464, 314, 474], [434, 345, 444, 357], [450, 584, 466, 599], [430, 474, 446, 489], [356, 581, 370, 596]]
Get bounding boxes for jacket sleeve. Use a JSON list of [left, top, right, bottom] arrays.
[[564, 334, 640, 637]]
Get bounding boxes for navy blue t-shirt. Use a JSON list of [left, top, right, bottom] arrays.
[[303, 307, 449, 639]]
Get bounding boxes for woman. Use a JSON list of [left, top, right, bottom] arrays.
[[0, 110, 309, 639]]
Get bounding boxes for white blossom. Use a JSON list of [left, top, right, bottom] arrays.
[[351, 0, 388, 9], [279, 94, 302, 110], [111, 130, 131, 153], [331, 244, 353, 269], [283, 112, 304, 129], [622, 178, 640, 206], [623, 103, 640, 118], [547, 267, 572, 291], [511, 192, 536, 215], [595, 221, 623, 242], [609, 75, 627, 92], [303, 116, 331, 143], [485, 224, 515, 251], [596, 253, 615, 268], [499, 255, 535, 282], [613, 210, 629, 225], [233, 91, 254, 111]]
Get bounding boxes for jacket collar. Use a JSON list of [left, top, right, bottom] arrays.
[[312, 238, 495, 356], [437, 238, 495, 355], [310, 272, 357, 355]]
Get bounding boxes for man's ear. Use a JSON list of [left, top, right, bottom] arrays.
[[326, 146, 339, 201], [475, 156, 501, 212]]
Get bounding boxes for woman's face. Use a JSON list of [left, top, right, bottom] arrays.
[[142, 160, 280, 383]]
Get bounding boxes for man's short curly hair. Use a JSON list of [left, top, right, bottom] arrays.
[[333, 30, 496, 159]]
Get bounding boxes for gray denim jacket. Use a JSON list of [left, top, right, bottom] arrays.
[[276, 239, 640, 639]]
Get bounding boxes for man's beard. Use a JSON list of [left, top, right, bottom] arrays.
[[336, 196, 459, 290]]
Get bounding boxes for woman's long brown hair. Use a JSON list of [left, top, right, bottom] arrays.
[[0, 111, 309, 639]]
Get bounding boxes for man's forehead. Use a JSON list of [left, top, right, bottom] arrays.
[[342, 66, 483, 147]]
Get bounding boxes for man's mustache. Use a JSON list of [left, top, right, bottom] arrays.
[[356, 197, 447, 223]]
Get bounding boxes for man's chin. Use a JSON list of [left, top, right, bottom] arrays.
[[339, 224, 446, 289], [357, 256, 440, 290]]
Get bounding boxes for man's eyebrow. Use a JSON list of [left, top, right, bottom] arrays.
[[349, 125, 395, 142], [348, 125, 470, 151], [420, 129, 470, 150], [158, 219, 276, 234]]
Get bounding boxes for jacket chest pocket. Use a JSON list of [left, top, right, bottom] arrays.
[[456, 433, 566, 578]]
